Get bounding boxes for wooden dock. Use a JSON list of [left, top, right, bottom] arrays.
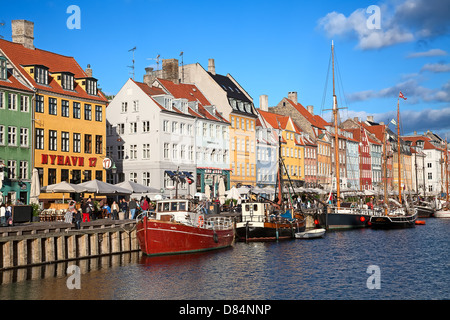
[[0, 219, 140, 271]]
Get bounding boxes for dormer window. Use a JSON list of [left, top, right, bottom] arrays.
[[62, 73, 74, 91], [0, 57, 7, 81], [34, 66, 49, 85], [86, 79, 97, 95]]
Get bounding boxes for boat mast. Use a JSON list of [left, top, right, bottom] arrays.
[[397, 97, 402, 204], [383, 124, 388, 215], [446, 138, 448, 203], [332, 41, 341, 209]]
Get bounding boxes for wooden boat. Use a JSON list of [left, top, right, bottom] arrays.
[[136, 199, 234, 256], [415, 205, 435, 218], [434, 209, 450, 218], [295, 228, 326, 239], [235, 202, 305, 242]]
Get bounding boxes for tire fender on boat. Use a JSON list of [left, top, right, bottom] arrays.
[[198, 215, 204, 227], [213, 231, 219, 243]]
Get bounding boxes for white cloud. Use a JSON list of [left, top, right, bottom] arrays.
[[407, 49, 447, 58], [420, 63, 450, 73]]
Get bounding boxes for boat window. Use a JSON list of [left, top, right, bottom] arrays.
[[163, 202, 170, 211], [171, 202, 178, 211], [157, 203, 162, 212], [179, 202, 186, 211], [253, 204, 259, 211], [245, 204, 250, 212]]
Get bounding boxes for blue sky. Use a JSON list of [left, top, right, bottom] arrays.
[[1, 0, 449, 136]]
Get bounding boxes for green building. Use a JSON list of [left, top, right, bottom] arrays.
[[0, 54, 34, 204]]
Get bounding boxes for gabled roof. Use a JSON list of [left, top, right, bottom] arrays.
[[0, 38, 107, 103], [258, 109, 290, 130], [285, 98, 326, 130], [0, 70, 33, 92]]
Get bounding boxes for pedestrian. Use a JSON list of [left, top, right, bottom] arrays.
[[129, 198, 137, 219], [120, 198, 129, 219], [81, 199, 91, 222], [65, 200, 76, 223], [111, 201, 119, 220], [141, 197, 149, 212], [0, 204, 6, 226]]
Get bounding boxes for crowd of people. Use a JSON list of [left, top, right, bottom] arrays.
[[63, 196, 155, 229]]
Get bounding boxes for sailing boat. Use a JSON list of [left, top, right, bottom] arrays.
[[369, 92, 418, 228], [234, 136, 306, 241], [435, 139, 450, 218], [315, 41, 374, 230]]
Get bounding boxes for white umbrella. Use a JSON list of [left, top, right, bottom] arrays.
[[205, 184, 211, 200], [43, 181, 87, 193], [218, 177, 226, 205], [30, 168, 40, 204], [115, 181, 159, 194], [78, 179, 131, 195], [226, 186, 241, 200]]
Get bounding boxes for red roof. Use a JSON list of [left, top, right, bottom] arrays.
[[0, 38, 107, 103], [0, 70, 33, 92]]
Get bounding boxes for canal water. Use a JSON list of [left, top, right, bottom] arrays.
[[0, 218, 449, 300]]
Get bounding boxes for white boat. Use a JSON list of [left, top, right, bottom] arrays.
[[295, 228, 326, 239], [434, 209, 450, 218]]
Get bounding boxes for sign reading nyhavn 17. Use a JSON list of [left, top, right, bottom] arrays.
[[40, 154, 98, 167]]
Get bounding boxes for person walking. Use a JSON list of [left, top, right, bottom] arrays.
[[111, 201, 119, 220], [120, 198, 129, 219], [81, 199, 91, 222], [129, 198, 138, 219]]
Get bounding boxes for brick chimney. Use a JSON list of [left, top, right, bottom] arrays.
[[12, 20, 35, 50], [288, 91, 297, 104], [85, 64, 93, 77], [307, 105, 314, 115], [259, 95, 268, 111], [208, 59, 216, 75], [162, 59, 179, 84]]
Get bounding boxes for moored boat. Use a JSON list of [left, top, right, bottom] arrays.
[[434, 208, 450, 218], [295, 228, 326, 239], [136, 199, 234, 256], [369, 208, 418, 229], [415, 203, 435, 218], [235, 202, 305, 242]]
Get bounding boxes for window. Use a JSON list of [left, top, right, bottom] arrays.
[[117, 123, 125, 135], [61, 131, 70, 152], [143, 172, 151, 186], [130, 145, 137, 159], [20, 96, 29, 112], [8, 93, 17, 110], [35, 128, 44, 149], [130, 122, 137, 133], [84, 104, 92, 120], [172, 122, 178, 133], [117, 146, 124, 160], [0, 58, 6, 80], [133, 100, 139, 112], [73, 133, 81, 153], [95, 135, 103, 154], [20, 128, 28, 147], [62, 73, 74, 90], [172, 144, 178, 159], [84, 134, 92, 153], [164, 143, 169, 159], [95, 105, 102, 121], [8, 126, 17, 146], [129, 172, 137, 183], [428, 172, 432, 180], [36, 95, 44, 113], [34, 66, 49, 85], [122, 102, 128, 113], [49, 130, 57, 151], [143, 144, 151, 159], [19, 161, 28, 180], [73, 102, 81, 119], [142, 121, 150, 132], [60, 100, 69, 117], [7, 160, 16, 179], [86, 79, 97, 95], [0, 125, 4, 145], [48, 168, 56, 185], [163, 120, 169, 132], [48, 97, 57, 115], [0, 91, 4, 109]]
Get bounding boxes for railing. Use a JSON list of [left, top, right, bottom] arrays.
[[205, 216, 233, 230]]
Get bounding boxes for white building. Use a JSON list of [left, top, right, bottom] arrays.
[[106, 78, 196, 198]]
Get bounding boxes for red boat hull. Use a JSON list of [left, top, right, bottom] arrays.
[[136, 217, 235, 256]]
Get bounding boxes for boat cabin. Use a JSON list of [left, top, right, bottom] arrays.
[[241, 202, 271, 222], [155, 199, 194, 223]]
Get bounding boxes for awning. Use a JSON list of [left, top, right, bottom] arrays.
[[164, 170, 175, 177]]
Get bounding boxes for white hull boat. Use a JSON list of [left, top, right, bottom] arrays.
[[434, 209, 450, 218], [295, 228, 326, 239]]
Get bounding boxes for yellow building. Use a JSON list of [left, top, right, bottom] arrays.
[[229, 114, 257, 186], [0, 20, 108, 202]]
